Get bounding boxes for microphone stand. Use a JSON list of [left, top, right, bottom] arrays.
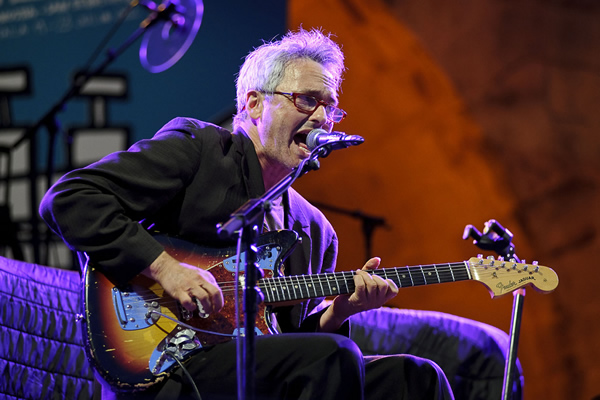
[[216, 145, 329, 400], [307, 201, 387, 260], [463, 219, 523, 400]]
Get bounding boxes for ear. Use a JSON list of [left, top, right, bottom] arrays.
[[245, 90, 263, 120]]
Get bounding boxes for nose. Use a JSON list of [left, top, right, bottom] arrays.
[[310, 104, 333, 131]]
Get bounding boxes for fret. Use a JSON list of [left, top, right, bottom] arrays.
[[382, 268, 389, 281], [463, 261, 472, 280], [268, 278, 281, 302], [394, 267, 414, 288], [315, 273, 325, 297], [285, 278, 293, 300], [342, 271, 354, 294], [394, 267, 402, 288], [433, 265, 442, 283], [323, 272, 333, 296], [341, 271, 351, 294], [377, 269, 387, 280], [418, 265, 426, 284], [330, 273, 341, 295], [421, 264, 440, 285], [410, 267, 426, 286], [287, 277, 295, 301], [277, 277, 290, 301], [292, 275, 303, 299], [436, 263, 455, 283], [452, 263, 469, 281], [300, 275, 309, 298], [304, 275, 317, 298], [259, 279, 270, 303]]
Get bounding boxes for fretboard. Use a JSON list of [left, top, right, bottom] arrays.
[[259, 262, 472, 303]]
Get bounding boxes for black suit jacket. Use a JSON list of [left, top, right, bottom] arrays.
[[40, 117, 341, 332]]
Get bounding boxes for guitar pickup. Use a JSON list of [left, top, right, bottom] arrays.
[[112, 286, 161, 330]]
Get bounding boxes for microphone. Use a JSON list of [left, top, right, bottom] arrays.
[[139, 0, 204, 73], [306, 129, 364, 151]]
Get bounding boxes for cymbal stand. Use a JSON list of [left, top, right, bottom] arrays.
[[463, 219, 523, 400]]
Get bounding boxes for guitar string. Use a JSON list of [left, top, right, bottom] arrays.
[[130, 265, 532, 297], [122, 265, 536, 305]]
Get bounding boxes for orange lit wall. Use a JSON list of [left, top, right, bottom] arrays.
[[289, 1, 600, 399]]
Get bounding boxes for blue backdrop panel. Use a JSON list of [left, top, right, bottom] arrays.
[[0, 0, 285, 266], [0, 0, 286, 162]]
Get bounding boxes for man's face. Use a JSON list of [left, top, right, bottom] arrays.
[[250, 58, 339, 181]]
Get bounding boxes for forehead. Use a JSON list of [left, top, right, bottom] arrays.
[[278, 59, 338, 102]]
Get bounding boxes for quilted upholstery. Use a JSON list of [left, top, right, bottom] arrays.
[[350, 306, 523, 400], [0, 256, 522, 400], [0, 257, 93, 400]]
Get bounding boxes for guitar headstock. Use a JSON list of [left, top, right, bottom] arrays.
[[468, 255, 559, 298]]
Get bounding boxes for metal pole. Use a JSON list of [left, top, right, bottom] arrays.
[[502, 288, 525, 400]]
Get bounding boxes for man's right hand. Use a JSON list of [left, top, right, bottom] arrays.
[[143, 251, 224, 314]]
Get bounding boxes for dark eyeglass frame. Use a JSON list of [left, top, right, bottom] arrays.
[[270, 91, 347, 123]]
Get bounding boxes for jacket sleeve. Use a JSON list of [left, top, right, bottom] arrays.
[[39, 118, 208, 284]]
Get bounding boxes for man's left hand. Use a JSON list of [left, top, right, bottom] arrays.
[[319, 257, 399, 332]]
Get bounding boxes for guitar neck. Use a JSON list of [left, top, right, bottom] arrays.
[[259, 262, 471, 303]]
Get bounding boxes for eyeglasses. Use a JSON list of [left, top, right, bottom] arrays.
[[270, 91, 347, 123]]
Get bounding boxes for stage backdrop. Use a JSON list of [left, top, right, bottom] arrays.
[[0, 0, 285, 265]]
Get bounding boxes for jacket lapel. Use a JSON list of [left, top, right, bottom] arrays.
[[232, 128, 265, 200]]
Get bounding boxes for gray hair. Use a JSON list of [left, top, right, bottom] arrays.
[[232, 28, 345, 130]]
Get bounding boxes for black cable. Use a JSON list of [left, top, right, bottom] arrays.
[[80, 0, 138, 74], [164, 349, 203, 400]]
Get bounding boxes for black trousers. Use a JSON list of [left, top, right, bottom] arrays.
[[97, 333, 454, 400]]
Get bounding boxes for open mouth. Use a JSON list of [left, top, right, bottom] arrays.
[[293, 132, 311, 153]]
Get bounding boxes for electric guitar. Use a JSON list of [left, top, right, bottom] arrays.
[[82, 229, 558, 391]]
